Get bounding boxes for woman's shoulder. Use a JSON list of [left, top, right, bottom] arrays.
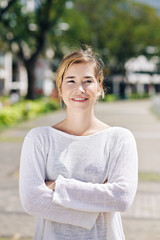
[[25, 126, 52, 141], [111, 126, 133, 135], [107, 126, 135, 141]]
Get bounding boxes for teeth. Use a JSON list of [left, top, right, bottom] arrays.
[[73, 98, 86, 100]]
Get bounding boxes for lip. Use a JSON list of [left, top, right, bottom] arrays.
[[71, 97, 89, 102]]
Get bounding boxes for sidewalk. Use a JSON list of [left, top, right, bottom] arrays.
[[0, 99, 160, 239]]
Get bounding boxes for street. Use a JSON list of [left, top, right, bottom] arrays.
[[0, 99, 160, 239]]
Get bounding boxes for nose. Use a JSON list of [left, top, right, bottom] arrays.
[[76, 84, 85, 93]]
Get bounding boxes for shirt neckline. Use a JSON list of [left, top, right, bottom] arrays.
[[48, 126, 116, 139]]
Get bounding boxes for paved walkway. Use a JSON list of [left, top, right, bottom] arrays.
[[0, 99, 160, 239]]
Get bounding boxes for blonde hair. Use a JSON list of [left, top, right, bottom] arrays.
[[56, 47, 105, 99]]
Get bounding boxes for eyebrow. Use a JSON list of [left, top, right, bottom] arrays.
[[65, 76, 75, 79], [84, 76, 94, 79], [64, 75, 94, 80]]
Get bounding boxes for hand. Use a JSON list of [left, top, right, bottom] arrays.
[[103, 180, 108, 184], [45, 180, 56, 190]]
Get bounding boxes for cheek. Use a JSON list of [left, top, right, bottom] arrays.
[[87, 85, 99, 95], [61, 85, 72, 102], [61, 83, 76, 95]]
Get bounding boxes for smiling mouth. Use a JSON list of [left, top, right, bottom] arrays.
[[71, 97, 88, 102]]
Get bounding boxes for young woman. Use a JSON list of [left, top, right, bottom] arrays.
[[19, 48, 138, 240]]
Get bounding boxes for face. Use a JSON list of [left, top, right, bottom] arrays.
[[60, 62, 101, 112]]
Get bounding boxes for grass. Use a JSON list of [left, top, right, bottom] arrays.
[[5, 170, 160, 182], [0, 239, 31, 240], [139, 171, 160, 182], [0, 136, 24, 142]]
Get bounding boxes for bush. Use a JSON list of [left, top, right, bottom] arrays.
[[129, 93, 150, 100], [0, 98, 60, 131], [102, 94, 117, 102]]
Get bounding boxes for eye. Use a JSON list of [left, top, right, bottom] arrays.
[[67, 80, 75, 83], [84, 80, 92, 84]]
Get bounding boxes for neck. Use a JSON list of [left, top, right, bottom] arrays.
[[64, 108, 97, 136]]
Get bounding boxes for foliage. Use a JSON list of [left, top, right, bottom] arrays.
[[101, 92, 150, 102], [129, 92, 150, 99], [0, 0, 69, 99], [53, 0, 160, 78], [1, 0, 160, 99], [102, 94, 118, 102], [0, 98, 59, 131], [68, 0, 160, 74]]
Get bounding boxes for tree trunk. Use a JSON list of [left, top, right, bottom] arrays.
[[25, 61, 36, 100]]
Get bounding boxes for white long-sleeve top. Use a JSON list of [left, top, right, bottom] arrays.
[[19, 126, 138, 240]]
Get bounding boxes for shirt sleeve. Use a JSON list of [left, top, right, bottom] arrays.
[[19, 136, 99, 230], [52, 131, 138, 213]]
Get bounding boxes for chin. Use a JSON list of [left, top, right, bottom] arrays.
[[69, 105, 94, 113]]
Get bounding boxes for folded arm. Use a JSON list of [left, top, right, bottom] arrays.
[[51, 132, 138, 213], [19, 136, 98, 230], [45, 180, 107, 191]]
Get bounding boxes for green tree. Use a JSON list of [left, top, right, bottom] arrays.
[[1, 0, 160, 99], [63, 0, 160, 75], [0, 0, 68, 99]]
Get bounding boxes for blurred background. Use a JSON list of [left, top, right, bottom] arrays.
[[0, 0, 160, 239]]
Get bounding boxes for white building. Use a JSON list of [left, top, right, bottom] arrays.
[[125, 55, 160, 95], [0, 52, 28, 97], [0, 51, 55, 99]]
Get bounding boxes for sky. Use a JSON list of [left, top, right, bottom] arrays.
[[134, 0, 160, 14]]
